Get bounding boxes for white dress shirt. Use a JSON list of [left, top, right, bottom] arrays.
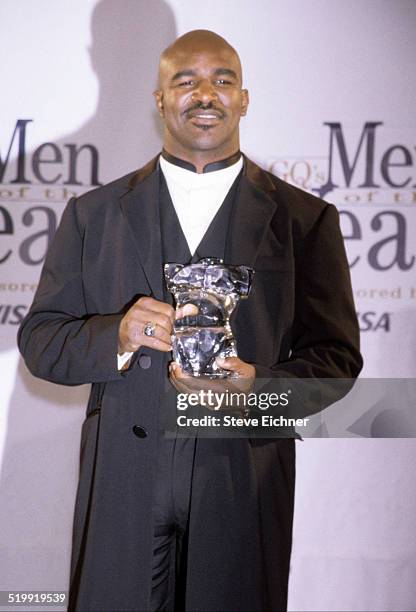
[[159, 154, 243, 255], [118, 153, 243, 370]]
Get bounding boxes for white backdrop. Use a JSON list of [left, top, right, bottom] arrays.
[[1, 1, 415, 610]]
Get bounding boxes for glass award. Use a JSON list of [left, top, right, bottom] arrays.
[[164, 257, 254, 378]]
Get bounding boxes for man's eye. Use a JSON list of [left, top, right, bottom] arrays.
[[216, 79, 232, 85], [178, 80, 195, 87]]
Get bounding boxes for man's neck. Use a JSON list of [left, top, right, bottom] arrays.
[[161, 148, 241, 174]]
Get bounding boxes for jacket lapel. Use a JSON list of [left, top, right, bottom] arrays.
[[228, 156, 278, 267], [118, 154, 278, 300], [119, 157, 165, 301]]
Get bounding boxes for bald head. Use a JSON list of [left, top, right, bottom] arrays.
[[159, 30, 243, 87], [154, 29, 248, 171]]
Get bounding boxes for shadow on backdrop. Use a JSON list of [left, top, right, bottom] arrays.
[[0, 0, 176, 593]]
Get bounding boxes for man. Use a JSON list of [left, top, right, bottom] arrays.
[[18, 30, 362, 611]]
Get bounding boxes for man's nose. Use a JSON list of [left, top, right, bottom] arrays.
[[192, 79, 218, 103]]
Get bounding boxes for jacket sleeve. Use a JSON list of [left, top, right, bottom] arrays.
[[17, 197, 127, 386], [254, 203, 363, 415]]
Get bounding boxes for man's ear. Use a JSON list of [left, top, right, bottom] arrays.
[[241, 89, 249, 116], [153, 90, 164, 117]]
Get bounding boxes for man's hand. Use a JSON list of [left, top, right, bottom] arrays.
[[118, 296, 195, 354], [169, 357, 256, 409]]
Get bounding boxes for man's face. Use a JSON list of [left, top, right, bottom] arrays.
[[155, 45, 249, 159]]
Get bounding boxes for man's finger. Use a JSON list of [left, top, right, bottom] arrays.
[[169, 363, 195, 394], [216, 357, 244, 373], [137, 297, 176, 326], [124, 335, 172, 353], [141, 336, 172, 352], [139, 311, 174, 336], [122, 313, 173, 344], [169, 362, 193, 379], [175, 303, 199, 320]]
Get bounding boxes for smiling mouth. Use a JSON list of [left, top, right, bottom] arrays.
[[186, 108, 225, 122], [188, 114, 223, 130], [189, 115, 222, 125], [184, 107, 225, 130], [193, 113, 220, 120]]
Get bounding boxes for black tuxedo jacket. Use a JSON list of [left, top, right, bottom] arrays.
[[18, 155, 362, 611]]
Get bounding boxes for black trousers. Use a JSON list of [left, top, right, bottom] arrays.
[[151, 434, 197, 611], [150, 427, 295, 612]]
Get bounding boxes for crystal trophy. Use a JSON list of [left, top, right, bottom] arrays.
[[164, 257, 254, 378]]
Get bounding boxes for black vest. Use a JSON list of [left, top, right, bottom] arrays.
[[154, 167, 243, 512]]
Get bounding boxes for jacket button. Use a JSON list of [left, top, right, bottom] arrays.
[[132, 424, 147, 438], [138, 354, 152, 369]]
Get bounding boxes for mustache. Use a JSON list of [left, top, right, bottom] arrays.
[[183, 102, 226, 118]]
